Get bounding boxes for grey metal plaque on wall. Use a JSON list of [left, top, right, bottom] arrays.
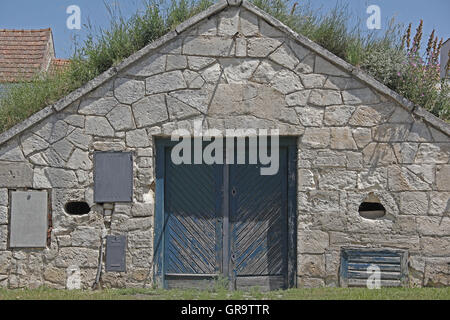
[[94, 152, 133, 203], [106, 235, 127, 272], [10, 191, 48, 248]]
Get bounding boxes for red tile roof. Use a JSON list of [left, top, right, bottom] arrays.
[[0, 28, 54, 83], [50, 58, 71, 73]]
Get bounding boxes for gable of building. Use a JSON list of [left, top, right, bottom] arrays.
[[0, 0, 448, 147]]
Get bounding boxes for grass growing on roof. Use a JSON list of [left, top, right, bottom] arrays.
[[0, 0, 448, 133]]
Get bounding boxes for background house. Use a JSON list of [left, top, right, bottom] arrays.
[[0, 28, 69, 96]]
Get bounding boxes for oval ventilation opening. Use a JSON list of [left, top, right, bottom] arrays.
[[358, 194, 386, 219], [65, 201, 91, 215]]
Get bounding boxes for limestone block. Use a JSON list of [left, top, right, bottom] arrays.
[[392, 142, 418, 164], [362, 143, 396, 166], [294, 55, 315, 74], [66, 149, 92, 170], [167, 95, 201, 120], [132, 94, 168, 127], [420, 237, 450, 256], [247, 38, 282, 57], [372, 124, 410, 142], [55, 248, 99, 268], [330, 127, 357, 150], [388, 165, 431, 191], [269, 44, 299, 70], [314, 56, 348, 76], [126, 129, 151, 148], [298, 230, 329, 254], [300, 74, 327, 89], [349, 104, 394, 126], [313, 150, 346, 168], [187, 56, 216, 71], [342, 88, 380, 105], [44, 168, 78, 188], [197, 16, 217, 36], [240, 9, 259, 36], [131, 202, 154, 217], [270, 69, 303, 94], [218, 7, 239, 36], [323, 105, 355, 126], [67, 128, 92, 150], [106, 105, 135, 131], [352, 128, 371, 149], [260, 19, 284, 37], [346, 152, 363, 170], [146, 70, 187, 94], [399, 192, 428, 215], [221, 58, 259, 83], [296, 106, 323, 127], [357, 167, 387, 189], [319, 169, 357, 190], [302, 128, 330, 148], [235, 37, 247, 57], [0, 189, 7, 206], [298, 169, 316, 191], [71, 226, 101, 248], [20, 133, 49, 156], [436, 165, 450, 191], [52, 139, 74, 161], [78, 97, 118, 116], [0, 162, 33, 187], [298, 254, 326, 277], [184, 36, 234, 56], [389, 107, 414, 123], [324, 77, 364, 91], [33, 167, 52, 189], [85, 116, 114, 137], [429, 192, 450, 216], [415, 143, 450, 164], [44, 267, 66, 285], [285, 90, 310, 107], [0, 140, 26, 162], [417, 217, 450, 236], [166, 55, 188, 71], [308, 89, 342, 106], [126, 54, 166, 77], [407, 122, 432, 142]]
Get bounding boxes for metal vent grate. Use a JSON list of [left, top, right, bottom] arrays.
[[339, 248, 408, 287]]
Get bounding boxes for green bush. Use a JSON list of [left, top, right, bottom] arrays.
[[0, 0, 448, 133]]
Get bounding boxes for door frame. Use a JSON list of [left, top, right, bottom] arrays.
[[153, 137, 298, 289]]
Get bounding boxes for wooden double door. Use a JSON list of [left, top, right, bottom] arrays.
[[154, 138, 297, 290]]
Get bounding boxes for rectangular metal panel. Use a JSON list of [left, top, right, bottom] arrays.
[[105, 235, 127, 272], [10, 191, 48, 248], [340, 248, 408, 287], [94, 152, 133, 203]]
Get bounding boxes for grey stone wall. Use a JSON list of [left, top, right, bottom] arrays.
[[0, 3, 448, 289]]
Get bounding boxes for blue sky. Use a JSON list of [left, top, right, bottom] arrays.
[[0, 0, 449, 59]]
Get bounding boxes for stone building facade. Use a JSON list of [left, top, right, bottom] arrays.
[[0, 0, 449, 289]]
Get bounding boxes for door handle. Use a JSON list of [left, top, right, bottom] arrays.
[[231, 187, 237, 196]]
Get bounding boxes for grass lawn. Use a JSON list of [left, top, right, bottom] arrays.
[[0, 287, 449, 300]]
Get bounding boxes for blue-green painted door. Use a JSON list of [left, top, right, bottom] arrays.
[[228, 147, 288, 290], [155, 138, 296, 290]]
